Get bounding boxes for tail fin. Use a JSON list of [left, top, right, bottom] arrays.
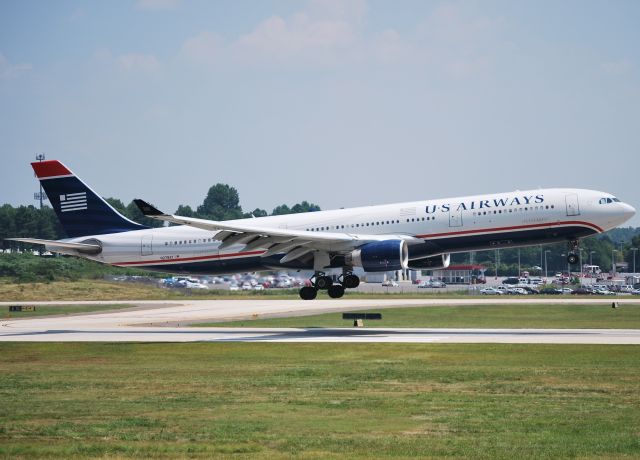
[[32, 160, 148, 237]]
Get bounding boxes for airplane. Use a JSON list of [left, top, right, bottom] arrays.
[[6, 160, 636, 300]]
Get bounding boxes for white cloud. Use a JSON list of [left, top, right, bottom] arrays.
[[236, 12, 357, 61], [307, 0, 367, 22], [94, 49, 160, 73], [412, 3, 504, 78], [135, 0, 182, 11], [0, 52, 32, 80], [177, 0, 504, 74], [117, 53, 160, 72], [180, 31, 224, 66], [601, 59, 632, 76]]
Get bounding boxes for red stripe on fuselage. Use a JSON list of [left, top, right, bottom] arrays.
[[31, 160, 72, 178], [112, 220, 602, 267], [415, 220, 602, 239], [113, 250, 266, 266]]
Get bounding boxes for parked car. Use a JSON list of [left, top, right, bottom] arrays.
[[480, 287, 503, 295], [571, 287, 594, 295], [519, 286, 539, 294], [632, 289, 640, 295], [502, 277, 520, 285], [253, 284, 265, 291], [539, 287, 562, 295], [429, 280, 447, 288], [184, 281, 208, 289], [382, 280, 399, 287], [508, 287, 529, 295]]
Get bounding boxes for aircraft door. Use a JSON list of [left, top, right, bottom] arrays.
[[565, 194, 580, 217], [449, 205, 463, 227], [141, 235, 153, 256]]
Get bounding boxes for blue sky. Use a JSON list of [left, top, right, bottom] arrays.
[[1, 0, 639, 225]]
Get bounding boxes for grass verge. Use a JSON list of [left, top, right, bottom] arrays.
[[0, 280, 629, 302], [0, 343, 638, 459], [199, 303, 640, 329], [1, 304, 136, 319]]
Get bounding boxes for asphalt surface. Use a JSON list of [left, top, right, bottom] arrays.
[[1, 298, 639, 343]]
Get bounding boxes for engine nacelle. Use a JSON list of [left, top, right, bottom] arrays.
[[347, 240, 409, 272], [407, 253, 451, 270]]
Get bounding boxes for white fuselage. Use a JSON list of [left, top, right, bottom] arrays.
[[62, 188, 635, 275]]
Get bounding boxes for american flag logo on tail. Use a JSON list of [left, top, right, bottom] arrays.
[[59, 192, 87, 212]]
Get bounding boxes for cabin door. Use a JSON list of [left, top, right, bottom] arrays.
[[565, 194, 580, 217], [449, 205, 463, 227], [141, 235, 153, 256]]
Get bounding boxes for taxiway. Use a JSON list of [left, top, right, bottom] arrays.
[[1, 298, 639, 343]]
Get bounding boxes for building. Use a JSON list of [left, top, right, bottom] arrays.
[[430, 264, 487, 284]]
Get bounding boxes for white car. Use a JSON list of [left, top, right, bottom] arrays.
[[632, 289, 640, 295], [480, 287, 503, 295], [560, 287, 574, 294], [382, 280, 399, 287], [228, 284, 240, 291], [241, 283, 253, 291], [508, 287, 529, 295], [253, 284, 265, 291], [185, 281, 208, 289]]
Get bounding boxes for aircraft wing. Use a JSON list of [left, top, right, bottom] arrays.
[[134, 199, 421, 263], [5, 238, 102, 255]]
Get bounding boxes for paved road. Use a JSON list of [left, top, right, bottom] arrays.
[[1, 298, 638, 343]]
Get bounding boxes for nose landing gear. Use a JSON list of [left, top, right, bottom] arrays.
[[567, 240, 580, 265]]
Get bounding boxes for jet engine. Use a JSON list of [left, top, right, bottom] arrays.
[[347, 240, 409, 272], [407, 253, 451, 270]]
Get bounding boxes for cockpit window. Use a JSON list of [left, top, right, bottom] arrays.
[[599, 197, 618, 204], [612, 197, 621, 202]]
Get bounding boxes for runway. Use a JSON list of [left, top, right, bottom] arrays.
[[1, 298, 639, 343]]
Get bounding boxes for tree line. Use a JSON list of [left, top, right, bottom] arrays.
[[1, 183, 639, 274], [1, 183, 320, 241], [452, 230, 640, 276]]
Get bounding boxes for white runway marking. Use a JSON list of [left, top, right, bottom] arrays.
[[1, 298, 638, 343]]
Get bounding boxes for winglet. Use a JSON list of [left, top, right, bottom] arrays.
[[134, 199, 165, 216]]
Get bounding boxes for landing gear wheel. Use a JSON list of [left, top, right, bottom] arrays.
[[299, 286, 318, 300], [328, 284, 345, 299], [315, 276, 333, 290], [342, 274, 360, 289], [567, 253, 579, 265]]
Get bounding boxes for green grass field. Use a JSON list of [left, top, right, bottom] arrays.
[[0, 343, 638, 459], [1, 304, 136, 319], [199, 303, 640, 329], [3, 280, 626, 302]]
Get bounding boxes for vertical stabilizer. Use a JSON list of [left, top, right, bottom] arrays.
[[32, 160, 148, 237]]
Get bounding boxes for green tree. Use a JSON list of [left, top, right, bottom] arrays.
[[197, 184, 243, 221], [105, 197, 128, 216], [243, 208, 268, 218], [271, 204, 291, 216], [291, 201, 321, 213], [175, 205, 196, 217]]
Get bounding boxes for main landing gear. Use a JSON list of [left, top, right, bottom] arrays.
[[298, 271, 361, 300], [567, 240, 579, 265]]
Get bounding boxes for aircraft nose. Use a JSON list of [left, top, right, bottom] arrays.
[[622, 203, 636, 220]]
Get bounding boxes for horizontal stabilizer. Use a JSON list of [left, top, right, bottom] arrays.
[[5, 238, 102, 255], [133, 199, 165, 216]]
